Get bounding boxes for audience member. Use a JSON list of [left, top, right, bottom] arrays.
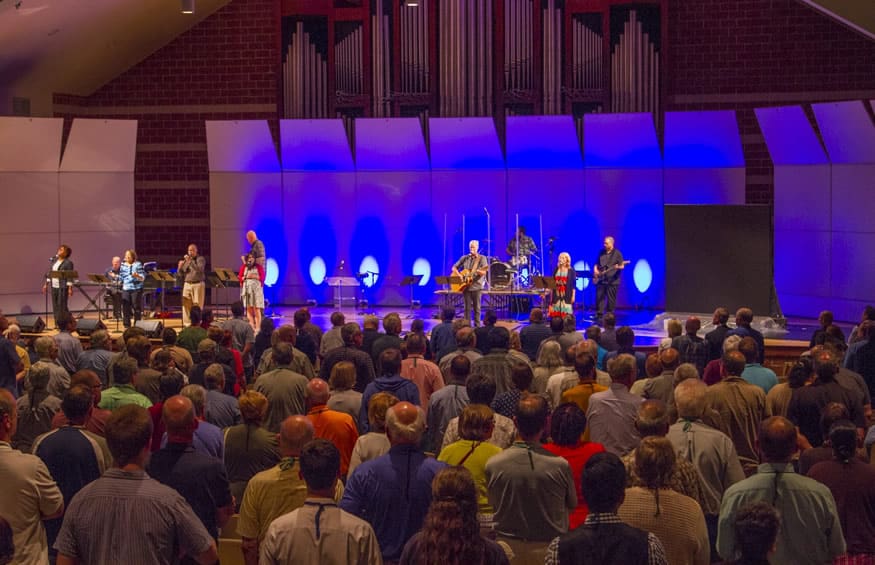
[[599, 313, 620, 352], [147, 370, 184, 451], [441, 373, 516, 450], [738, 337, 778, 394], [558, 315, 584, 353], [401, 332, 445, 412], [0, 516, 12, 565], [150, 327, 194, 376], [359, 314, 382, 359], [726, 308, 765, 364], [177, 305, 209, 357], [51, 370, 111, 436], [371, 313, 404, 365], [425, 354, 470, 453], [520, 308, 552, 361], [74, 330, 113, 387], [253, 342, 309, 433], [237, 416, 324, 565], [797, 402, 864, 474], [223, 390, 280, 508], [125, 335, 162, 404], [327, 361, 362, 425], [702, 334, 742, 386], [532, 340, 564, 394], [807, 420, 875, 561], [54, 404, 217, 565], [400, 466, 509, 565], [586, 353, 643, 456], [703, 351, 769, 475], [252, 317, 274, 367], [99, 356, 152, 411], [728, 502, 780, 565], [348, 392, 397, 477], [438, 327, 483, 377], [621, 399, 706, 509], [560, 349, 607, 422], [320, 311, 346, 357], [319, 323, 376, 393], [471, 326, 515, 394], [342, 402, 447, 563], [175, 384, 224, 459], [52, 313, 83, 375], [766, 356, 811, 417], [673, 316, 709, 375], [255, 324, 315, 379], [474, 310, 500, 355], [359, 348, 420, 433], [292, 308, 320, 363], [260, 439, 382, 565], [704, 307, 731, 362], [546, 452, 668, 565], [491, 361, 532, 418], [13, 364, 63, 453], [430, 307, 458, 361], [0, 317, 21, 398], [148, 395, 234, 542], [618, 436, 710, 565], [788, 350, 865, 447], [660, 318, 683, 353], [543, 403, 605, 529], [305, 378, 358, 478], [642, 347, 680, 403], [438, 404, 503, 513], [0, 389, 64, 564], [844, 320, 874, 397], [223, 301, 256, 377], [28, 336, 70, 399], [486, 395, 576, 564], [203, 363, 241, 428], [809, 310, 835, 348], [717, 416, 845, 564], [604, 326, 646, 378]]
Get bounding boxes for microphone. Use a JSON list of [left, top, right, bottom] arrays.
[[49, 255, 58, 262]]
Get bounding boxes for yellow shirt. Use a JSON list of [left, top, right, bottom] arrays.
[[438, 440, 503, 513]]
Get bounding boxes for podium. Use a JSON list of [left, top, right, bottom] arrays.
[[326, 277, 360, 311]]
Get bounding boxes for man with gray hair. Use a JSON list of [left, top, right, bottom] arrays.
[[586, 353, 644, 456], [74, 330, 113, 388], [452, 240, 489, 327], [29, 336, 70, 399], [173, 384, 224, 459], [341, 402, 447, 563], [1, 319, 25, 396], [668, 378, 745, 556], [13, 365, 63, 453], [319, 323, 376, 393], [203, 364, 241, 429], [437, 326, 482, 377]]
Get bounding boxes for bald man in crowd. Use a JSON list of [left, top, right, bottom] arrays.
[[148, 395, 233, 542], [341, 402, 447, 563], [305, 378, 358, 478], [238, 415, 340, 565]]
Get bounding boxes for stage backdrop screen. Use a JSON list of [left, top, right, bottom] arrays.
[[664, 205, 772, 314]]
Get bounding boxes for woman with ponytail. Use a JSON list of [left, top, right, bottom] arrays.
[[399, 466, 509, 565], [808, 419, 875, 560]]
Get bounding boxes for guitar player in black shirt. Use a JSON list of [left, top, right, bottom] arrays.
[[593, 236, 627, 322]]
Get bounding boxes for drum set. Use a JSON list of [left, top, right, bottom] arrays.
[[487, 254, 541, 290]]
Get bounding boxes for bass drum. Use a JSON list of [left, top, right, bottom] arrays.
[[489, 262, 513, 289]]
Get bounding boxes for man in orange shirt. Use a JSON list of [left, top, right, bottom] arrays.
[[400, 333, 445, 413], [305, 379, 358, 478]]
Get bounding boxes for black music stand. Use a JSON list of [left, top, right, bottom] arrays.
[[326, 276, 360, 312], [434, 275, 461, 289], [400, 275, 423, 317], [148, 271, 176, 316], [212, 268, 240, 318]]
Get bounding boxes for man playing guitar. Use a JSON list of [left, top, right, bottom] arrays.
[[593, 236, 628, 322], [452, 240, 489, 327]]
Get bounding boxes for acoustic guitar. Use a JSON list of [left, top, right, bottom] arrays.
[[451, 265, 487, 292]]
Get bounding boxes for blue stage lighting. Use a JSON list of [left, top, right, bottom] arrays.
[[264, 258, 279, 287], [574, 261, 590, 290], [359, 256, 380, 287], [412, 258, 431, 285], [633, 259, 653, 293], [309, 256, 326, 285]]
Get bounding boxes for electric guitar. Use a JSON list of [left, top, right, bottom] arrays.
[[592, 260, 630, 284]]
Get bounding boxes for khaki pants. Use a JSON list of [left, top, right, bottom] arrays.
[[182, 281, 205, 326], [495, 535, 549, 565]]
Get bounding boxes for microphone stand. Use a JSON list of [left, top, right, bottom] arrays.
[[484, 207, 491, 289]]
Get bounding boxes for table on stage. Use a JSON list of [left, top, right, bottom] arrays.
[[434, 288, 549, 315]]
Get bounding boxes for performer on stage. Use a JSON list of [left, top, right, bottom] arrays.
[[452, 240, 489, 327], [43, 245, 74, 329], [506, 226, 537, 266], [549, 252, 577, 318], [178, 243, 206, 327], [238, 253, 265, 331], [120, 249, 145, 329], [593, 236, 625, 321], [242, 230, 266, 268], [105, 256, 123, 319]]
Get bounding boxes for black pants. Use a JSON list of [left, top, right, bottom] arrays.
[[122, 289, 143, 328], [463, 289, 482, 326], [51, 287, 69, 328], [595, 284, 618, 316]]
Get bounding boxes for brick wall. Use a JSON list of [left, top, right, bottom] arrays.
[[54, 0, 279, 265], [666, 0, 875, 204]]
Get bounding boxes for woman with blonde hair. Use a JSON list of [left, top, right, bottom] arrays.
[[399, 466, 509, 565], [223, 390, 279, 508], [347, 391, 398, 477], [549, 252, 577, 318]]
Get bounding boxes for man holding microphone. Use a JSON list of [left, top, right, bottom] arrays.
[[178, 244, 206, 326]]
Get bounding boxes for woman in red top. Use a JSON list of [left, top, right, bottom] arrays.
[[239, 253, 266, 331], [543, 402, 605, 529], [549, 252, 577, 318]]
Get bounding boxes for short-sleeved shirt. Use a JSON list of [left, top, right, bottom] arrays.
[[0, 442, 64, 565], [254, 367, 309, 433], [98, 384, 153, 411], [586, 384, 643, 456], [400, 355, 445, 412], [205, 389, 242, 429], [223, 423, 279, 504], [596, 248, 625, 286], [320, 346, 376, 393], [148, 443, 233, 538], [75, 348, 113, 387], [452, 253, 489, 291], [307, 405, 359, 477], [439, 440, 504, 513], [223, 317, 255, 367], [54, 468, 214, 564]]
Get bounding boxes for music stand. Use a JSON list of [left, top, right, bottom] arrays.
[[148, 271, 177, 315], [211, 268, 240, 317], [434, 276, 461, 290], [400, 275, 423, 317], [326, 276, 361, 312]]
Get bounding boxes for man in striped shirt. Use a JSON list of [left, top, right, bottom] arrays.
[[54, 405, 217, 565]]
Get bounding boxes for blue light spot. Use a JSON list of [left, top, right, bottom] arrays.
[[412, 258, 431, 286], [265, 258, 279, 287], [574, 261, 591, 290], [309, 257, 326, 285], [633, 259, 653, 293], [359, 256, 380, 288]]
